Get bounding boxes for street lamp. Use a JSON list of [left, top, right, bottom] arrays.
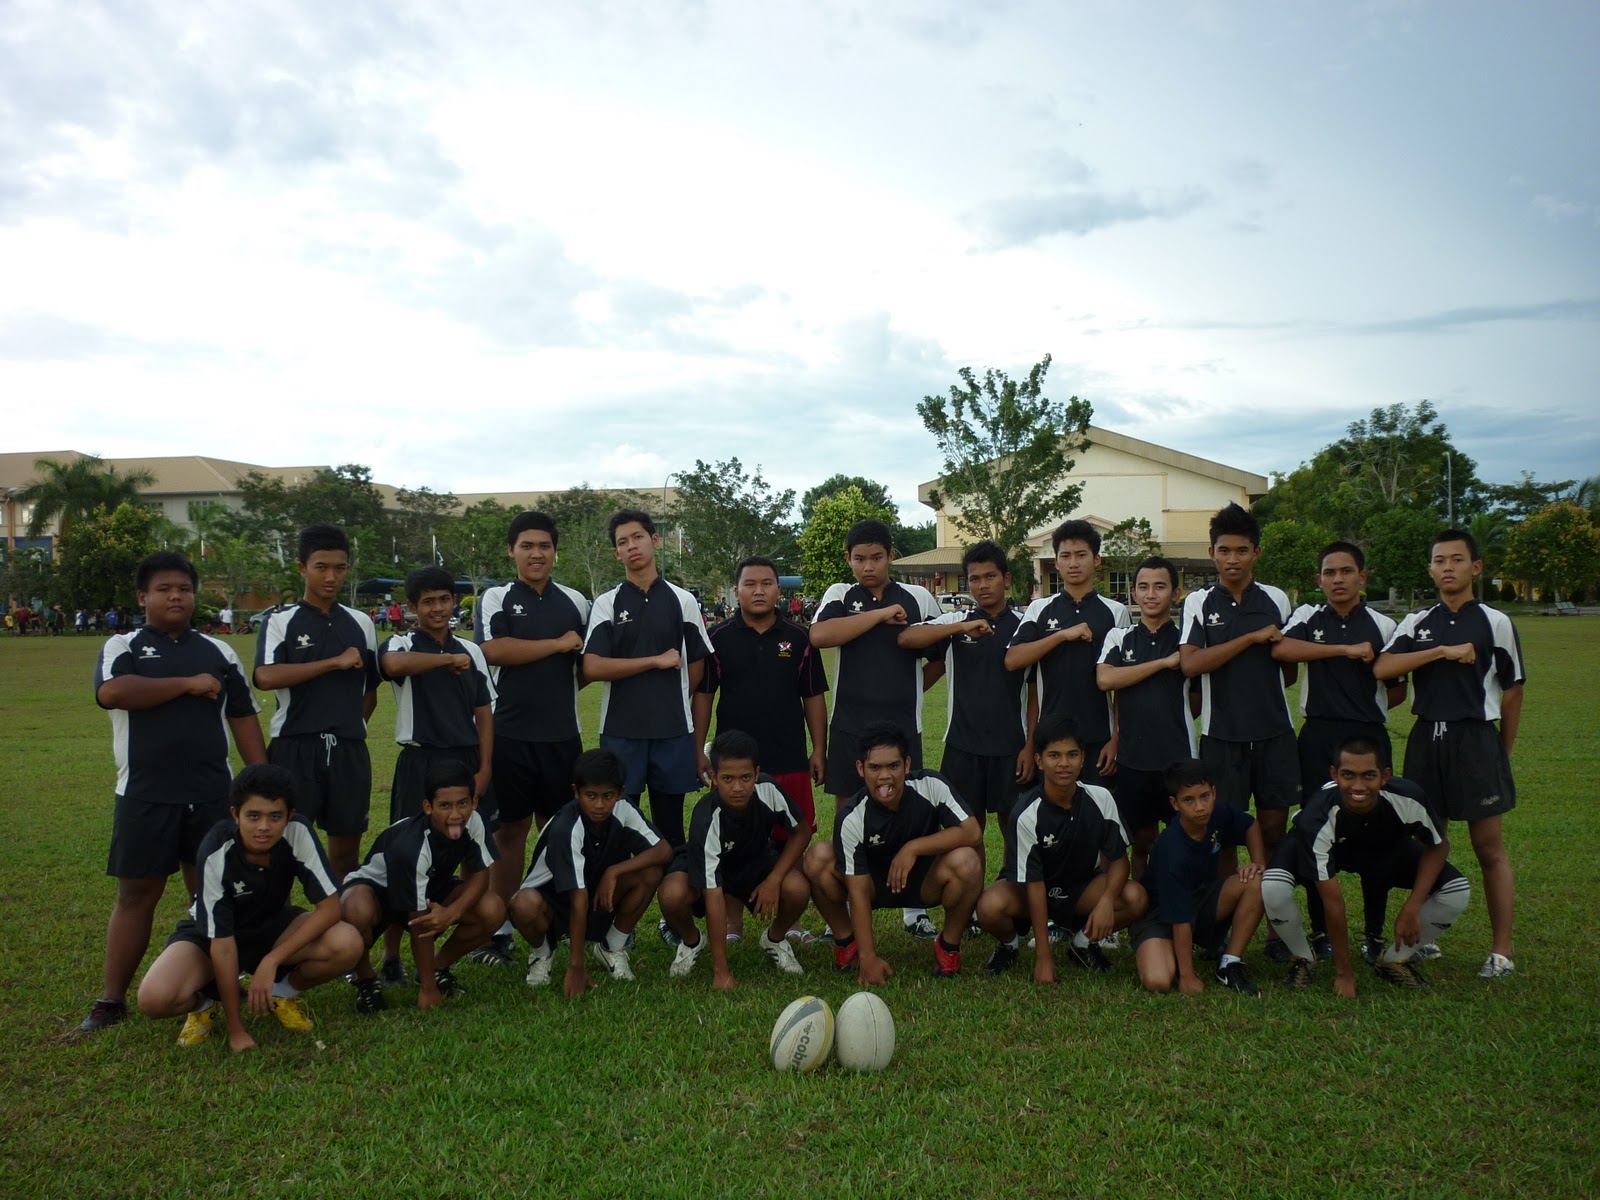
[[1445, 452, 1453, 525]]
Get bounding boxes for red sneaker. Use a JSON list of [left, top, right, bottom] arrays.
[[933, 938, 961, 977], [833, 939, 860, 973]]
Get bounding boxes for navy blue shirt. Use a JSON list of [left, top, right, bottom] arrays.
[[379, 628, 494, 748], [1383, 600, 1524, 723], [1009, 591, 1129, 742], [476, 579, 589, 743], [584, 576, 712, 740], [1180, 582, 1293, 741], [1145, 807, 1256, 926], [1283, 602, 1400, 725], [924, 607, 1029, 757], [1097, 620, 1197, 770], [812, 581, 941, 734], [255, 602, 380, 739]]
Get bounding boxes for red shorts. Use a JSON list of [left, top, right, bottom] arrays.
[[768, 771, 816, 841]]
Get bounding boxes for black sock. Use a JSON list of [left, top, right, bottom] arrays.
[[937, 935, 960, 953], [835, 933, 855, 948]]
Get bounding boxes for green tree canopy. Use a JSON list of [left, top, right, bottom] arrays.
[[798, 486, 895, 593], [1361, 506, 1438, 604], [1257, 519, 1335, 603], [800, 475, 894, 525], [17, 455, 155, 541], [438, 499, 512, 597], [543, 484, 627, 599], [235, 464, 388, 559], [1100, 517, 1163, 589], [669, 458, 796, 591], [1504, 503, 1600, 601], [53, 502, 158, 611]]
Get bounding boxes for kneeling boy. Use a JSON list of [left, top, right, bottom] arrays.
[[136, 765, 362, 1052], [1131, 759, 1266, 995], [658, 730, 815, 988], [802, 723, 982, 983], [513, 749, 672, 996], [978, 716, 1148, 982], [340, 760, 504, 1013], [1262, 738, 1470, 995]]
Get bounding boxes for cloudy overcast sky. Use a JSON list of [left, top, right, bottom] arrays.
[[3, 0, 1596, 521]]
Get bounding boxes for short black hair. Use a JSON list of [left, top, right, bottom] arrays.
[[608, 508, 656, 542], [1051, 519, 1101, 555], [1163, 758, 1214, 798], [297, 523, 350, 564], [846, 519, 894, 555], [709, 729, 761, 770], [404, 566, 456, 605], [423, 758, 474, 801], [1432, 528, 1479, 561], [136, 550, 198, 592], [572, 748, 627, 792], [230, 763, 298, 811], [1334, 735, 1386, 766], [1319, 541, 1365, 572], [961, 540, 1009, 576], [734, 556, 778, 585], [508, 511, 559, 549], [855, 721, 911, 762], [1208, 503, 1260, 549], [1134, 555, 1178, 589], [1032, 713, 1083, 756]]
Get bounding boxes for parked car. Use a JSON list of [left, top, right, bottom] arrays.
[[938, 593, 976, 613]]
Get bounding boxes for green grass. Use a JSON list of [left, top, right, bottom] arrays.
[[2, 622, 1598, 1199]]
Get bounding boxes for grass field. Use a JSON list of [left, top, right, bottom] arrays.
[[2, 620, 1598, 1199]]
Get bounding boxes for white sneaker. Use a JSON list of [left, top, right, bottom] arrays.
[[903, 914, 938, 939], [1412, 942, 1442, 961], [592, 942, 635, 981], [762, 934, 805, 976], [524, 953, 552, 988], [669, 937, 706, 978], [1097, 932, 1121, 951], [1477, 952, 1515, 979]]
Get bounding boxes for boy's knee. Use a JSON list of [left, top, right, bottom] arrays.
[[325, 922, 366, 969], [1121, 879, 1149, 916], [1139, 971, 1173, 995], [946, 846, 982, 883], [509, 889, 542, 928], [780, 869, 811, 902], [802, 843, 831, 880], [478, 891, 507, 928]]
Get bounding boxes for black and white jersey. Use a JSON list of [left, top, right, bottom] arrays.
[[923, 608, 1029, 757], [685, 777, 803, 890], [1009, 591, 1130, 742], [378, 629, 494, 747], [1180, 582, 1293, 740], [699, 614, 828, 774], [345, 811, 496, 912], [1291, 778, 1443, 881], [1144, 806, 1256, 927], [1383, 600, 1525, 722], [520, 798, 661, 892], [1097, 621, 1197, 770], [1007, 784, 1129, 891], [476, 579, 589, 743], [1283, 602, 1400, 724], [191, 816, 338, 939], [584, 576, 712, 740], [833, 770, 969, 877], [94, 628, 260, 805], [812, 581, 941, 733], [254, 602, 380, 739]]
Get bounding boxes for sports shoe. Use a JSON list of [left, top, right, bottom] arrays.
[[1309, 933, 1334, 962], [270, 995, 315, 1032], [984, 941, 1020, 975], [1264, 937, 1293, 965], [763, 935, 805, 976], [1097, 931, 1122, 952], [1025, 922, 1069, 950], [1066, 941, 1113, 973], [525, 953, 553, 988], [379, 958, 409, 988], [784, 927, 816, 944], [967, 915, 984, 940], [657, 917, 683, 949], [466, 933, 515, 966], [352, 977, 386, 1014], [669, 937, 706, 978], [1284, 957, 1316, 990], [932, 938, 961, 977], [903, 914, 938, 940], [1413, 942, 1442, 961], [433, 967, 465, 998], [176, 1005, 216, 1046], [77, 998, 128, 1034], [833, 939, 860, 973], [592, 942, 635, 981], [1216, 961, 1259, 996], [1374, 959, 1429, 990], [1360, 934, 1387, 966], [1477, 952, 1515, 980]]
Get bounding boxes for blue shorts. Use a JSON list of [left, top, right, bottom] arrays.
[[599, 733, 700, 796]]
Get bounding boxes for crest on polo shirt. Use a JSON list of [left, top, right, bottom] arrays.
[[140, 645, 159, 658], [1417, 628, 1433, 643], [616, 610, 633, 625], [1123, 646, 1136, 662], [1206, 612, 1223, 627], [512, 603, 524, 615], [1312, 629, 1325, 643], [297, 633, 312, 647], [777, 641, 792, 657], [1046, 618, 1059, 630], [867, 833, 884, 845], [1041, 833, 1058, 847], [851, 601, 864, 613]]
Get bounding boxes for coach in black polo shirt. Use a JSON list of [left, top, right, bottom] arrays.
[[582, 509, 713, 848], [254, 524, 381, 886]]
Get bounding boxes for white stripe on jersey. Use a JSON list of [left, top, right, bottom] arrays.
[[614, 798, 661, 846], [1011, 799, 1041, 885], [98, 636, 133, 796], [387, 632, 419, 743], [411, 837, 434, 912], [1383, 787, 1443, 845], [916, 773, 971, 824], [197, 836, 235, 937], [701, 808, 725, 885], [838, 802, 868, 875], [260, 609, 294, 738], [1081, 783, 1129, 843], [283, 820, 337, 899], [755, 779, 801, 826]]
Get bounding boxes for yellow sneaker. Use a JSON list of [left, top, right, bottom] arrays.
[[176, 1005, 216, 1046], [270, 995, 315, 1033]]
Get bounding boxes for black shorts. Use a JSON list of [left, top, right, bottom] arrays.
[[1200, 732, 1300, 813], [1297, 718, 1391, 798], [106, 793, 221, 879], [1113, 766, 1172, 834], [940, 746, 1020, 816], [268, 733, 373, 838], [523, 883, 616, 945], [665, 844, 784, 911], [599, 733, 700, 796], [825, 723, 922, 798], [492, 736, 582, 825], [1404, 719, 1515, 821], [856, 857, 936, 910], [1077, 739, 1109, 786], [1273, 831, 1467, 897], [390, 744, 484, 825], [343, 876, 462, 935], [165, 906, 306, 973], [1129, 879, 1225, 949]]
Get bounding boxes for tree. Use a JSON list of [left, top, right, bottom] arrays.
[[895, 519, 937, 557], [1, 545, 54, 608], [1482, 471, 1578, 522], [392, 485, 460, 567], [917, 353, 1093, 587], [1573, 473, 1600, 523], [1257, 520, 1334, 604], [1504, 503, 1600, 602], [801, 475, 895, 525], [1361, 507, 1437, 606], [438, 499, 512, 598], [52, 503, 158, 611], [16, 455, 156, 543], [543, 484, 626, 599], [798, 486, 895, 593], [668, 458, 796, 593], [1100, 517, 1163, 591], [1466, 511, 1511, 601], [235, 464, 389, 560]]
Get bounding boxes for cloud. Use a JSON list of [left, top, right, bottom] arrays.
[[1221, 157, 1274, 191], [1531, 193, 1597, 224], [969, 186, 1211, 247], [1142, 298, 1600, 337]]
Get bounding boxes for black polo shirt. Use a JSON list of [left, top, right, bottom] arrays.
[[344, 810, 497, 911], [1383, 600, 1525, 723], [1097, 620, 1197, 770], [1283, 602, 1399, 725], [476, 579, 589, 743], [1291, 777, 1442, 881], [1009, 590, 1129, 742], [923, 607, 1028, 756], [1145, 806, 1256, 926], [254, 602, 380, 739], [833, 770, 969, 877], [812, 581, 941, 733], [685, 777, 803, 890], [1180, 582, 1293, 741], [192, 816, 339, 939], [95, 628, 260, 806], [378, 629, 494, 747], [1007, 783, 1128, 890], [521, 798, 661, 893], [584, 575, 712, 740], [700, 613, 828, 773]]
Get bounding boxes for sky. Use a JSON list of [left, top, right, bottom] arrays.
[[3, 0, 1597, 524]]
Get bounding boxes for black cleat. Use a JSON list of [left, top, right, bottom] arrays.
[[1360, 934, 1386, 966], [379, 958, 410, 988], [984, 941, 1020, 975], [1263, 937, 1293, 965], [1284, 957, 1316, 989], [352, 977, 386, 1015], [77, 998, 128, 1034], [1374, 959, 1429, 990], [1216, 961, 1259, 996], [1066, 941, 1113, 973], [433, 967, 465, 998], [1309, 933, 1334, 962]]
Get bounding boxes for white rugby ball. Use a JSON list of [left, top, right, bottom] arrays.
[[769, 996, 835, 1073], [834, 991, 895, 1072]]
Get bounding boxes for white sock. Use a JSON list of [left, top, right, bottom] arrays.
[[271, 979, 300, 999], [530, 939, 550, 960], [1219, 953, 1242, 969], [1262, 868, 1315, 960], [1004, 935, 1022, 949], [1380, 944, 1412, 964], [1071, 931, 1090, 950], [193, 997, 216, 1013], [496, 919, 514, 937], [605, 925, 629, 952]]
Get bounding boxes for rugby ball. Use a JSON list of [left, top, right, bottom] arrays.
[[769, 996, 835, 1073], [834, 991, 896, 1072]]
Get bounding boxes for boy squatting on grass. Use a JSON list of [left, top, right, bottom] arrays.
[[136, 765, 362, 1052]]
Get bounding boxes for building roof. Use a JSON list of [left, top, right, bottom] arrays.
[[0, 451, 327, 496]]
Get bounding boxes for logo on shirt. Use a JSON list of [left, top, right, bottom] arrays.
[[1046, 618, 1059, 630], [616, 610, 633, 625], [1312, 629, 1325, 643], [1417, 628, 1433, 643], [867, 833, 884, 846], [851, 601, 864, 613], [296, 633, 312, 647], [1047, 887, 1066, 900], [723, 840, 737, 852], [1123, 647, 1136, 662], [1206, 612, 1223, 627], [512, 603, 525, 615], [140, 645, 159, 658], [232, 880, 249, 896], [777, 641, 793, 657], [1041, 833, 1058, 848]]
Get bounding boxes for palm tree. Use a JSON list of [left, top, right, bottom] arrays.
[[1574, 474, 1600, 523], [1468, 510, 1510, 600], [17, 455, 156, 542]]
